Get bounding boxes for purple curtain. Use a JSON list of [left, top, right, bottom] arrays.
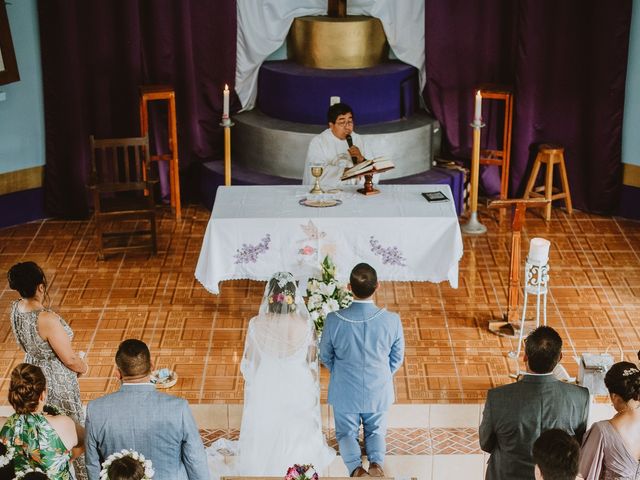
[[424, 0, 632, 213], [38, 0, 238, 218]]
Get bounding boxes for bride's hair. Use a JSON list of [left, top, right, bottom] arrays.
[[266, 273, 297, 315]]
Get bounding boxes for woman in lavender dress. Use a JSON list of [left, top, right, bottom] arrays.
[[578, 361, 640, 480]]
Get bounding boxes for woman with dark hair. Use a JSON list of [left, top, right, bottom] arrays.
[[101, 451, 153, 480], [106, 456, 146, 480], [579, 361, 640, 479], [0, 364, 79, 479], [7, 261, 88, 479]]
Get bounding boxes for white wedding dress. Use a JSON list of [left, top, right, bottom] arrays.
[[207, 273, 335, 478]]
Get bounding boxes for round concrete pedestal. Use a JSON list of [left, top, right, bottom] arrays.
[[232, 110, 441, 180]]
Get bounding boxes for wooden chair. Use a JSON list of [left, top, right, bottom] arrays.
[[89, 135, 157, 259]]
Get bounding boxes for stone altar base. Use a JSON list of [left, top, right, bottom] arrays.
[[230, 109, 441, 180]]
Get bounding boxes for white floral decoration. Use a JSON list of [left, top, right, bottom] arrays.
[[0, 445, 14, 468], [306, 256, 352, 333], [622, 367, 640, 377], [13, 466, 45, 479], [99, 449, 154, 480]]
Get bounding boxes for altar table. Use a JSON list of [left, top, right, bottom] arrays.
[[195, 185, 463, 294]]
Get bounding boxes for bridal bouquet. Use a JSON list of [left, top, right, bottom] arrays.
[[285, 464, 319, 480], [306, 255, 353, 333]]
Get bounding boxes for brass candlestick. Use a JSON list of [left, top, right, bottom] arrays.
[[309, 166, 324, 194]]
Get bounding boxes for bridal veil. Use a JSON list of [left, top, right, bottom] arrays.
[[207, 272, 335, 478]]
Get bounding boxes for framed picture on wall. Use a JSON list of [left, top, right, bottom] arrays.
[[0, 2, 20, 85]]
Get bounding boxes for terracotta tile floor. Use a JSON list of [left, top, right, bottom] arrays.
[[199, 427, 480, 455], [0, 205, 639, 404]]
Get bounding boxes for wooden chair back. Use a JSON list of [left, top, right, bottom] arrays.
[[88, 135, 157, 259]]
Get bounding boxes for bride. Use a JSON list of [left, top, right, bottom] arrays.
[[208, 272, 335, 476]]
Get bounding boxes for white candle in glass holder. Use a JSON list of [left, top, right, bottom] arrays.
[[528, 237, 550, 264]]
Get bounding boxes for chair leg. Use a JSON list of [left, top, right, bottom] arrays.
[[523, 158, 542, 200], [558, 157, 573, 214], [544, 158, 554, 221], [150, 215, 157, 255], [95, 216, 105, 260]]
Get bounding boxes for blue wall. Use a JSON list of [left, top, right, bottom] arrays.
[[622, 0, 640, 167], [0, 0, 44, 175]]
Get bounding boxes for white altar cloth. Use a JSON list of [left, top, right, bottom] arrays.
[[195, 185, 463, 294]]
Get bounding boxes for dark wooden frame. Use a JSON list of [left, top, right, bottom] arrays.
[[0, 2, 20, 85]]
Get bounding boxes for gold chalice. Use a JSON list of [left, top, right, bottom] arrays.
[[309, 165, 324, 194]]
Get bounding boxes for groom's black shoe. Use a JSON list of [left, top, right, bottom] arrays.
[[350, 466, 370, 477], [367, 462, 385, 477]]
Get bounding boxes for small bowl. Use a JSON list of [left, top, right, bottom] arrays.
[[150, 369, 178, 389]]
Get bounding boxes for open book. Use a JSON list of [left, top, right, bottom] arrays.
[[341, 157, 395, 181]]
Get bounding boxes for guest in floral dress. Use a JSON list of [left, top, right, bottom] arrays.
[[0, 364, 79, 479], [7, 261, 88, 479]]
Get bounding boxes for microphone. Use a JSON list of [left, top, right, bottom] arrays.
[[346, 134, 357, 164]]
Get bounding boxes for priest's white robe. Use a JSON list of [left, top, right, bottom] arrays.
[[302, 129, 376, 189]]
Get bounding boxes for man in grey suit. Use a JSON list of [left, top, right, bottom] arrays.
[[85, 339, 209, 480], [319, 263, 405, 478], [479, 326, 589, 480]]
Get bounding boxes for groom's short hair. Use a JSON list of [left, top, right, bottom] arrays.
[[350, 263, 377, 298], [116, 339, 151, 377]]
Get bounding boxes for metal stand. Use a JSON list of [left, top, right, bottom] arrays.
[[462, 120, 487, 234], [220, 119, 234, 186], [509, 257, 550, 364]]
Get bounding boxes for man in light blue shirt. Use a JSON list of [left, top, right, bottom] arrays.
[[319, 263, 405, 477], [85, 339, 210, 480]]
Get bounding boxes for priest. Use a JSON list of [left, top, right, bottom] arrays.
[[302, 102, 380, 189]]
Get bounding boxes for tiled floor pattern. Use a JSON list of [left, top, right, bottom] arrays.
[[198, 427, 477, 454], [0, 205, 639, 404], [193, 403, 617, 480]]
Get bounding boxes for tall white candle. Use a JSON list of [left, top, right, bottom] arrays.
[[528, 237, 550, 264], [474, 90, 482, 122], [223, 84, 230, 119]]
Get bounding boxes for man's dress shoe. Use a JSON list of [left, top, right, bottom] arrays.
[[351, 466, 370, 477], [367, 462, 385, 477]]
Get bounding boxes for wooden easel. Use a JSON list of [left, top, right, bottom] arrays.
[[488, 198, 549, 330]]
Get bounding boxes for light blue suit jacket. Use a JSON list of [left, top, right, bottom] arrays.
[[85, 384, 210, 480], [319, 301, 404, 413]]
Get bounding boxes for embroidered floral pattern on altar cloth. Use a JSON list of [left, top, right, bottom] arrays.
[[234, 234, 271, 264], [369, 236, 407, 266]]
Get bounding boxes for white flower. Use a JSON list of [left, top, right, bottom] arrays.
[[308, 294, 322, 308], [321, 303, 334, 316], [318, 282, 336, 296], [0, 445, 14, 468], [307, 279, 319, 293], [310, 310, 320, 322], [326, 298, 340, 312]]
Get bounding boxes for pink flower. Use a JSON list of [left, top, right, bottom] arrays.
[[299, 245, 315, 255], [285, 467, 300, 480]]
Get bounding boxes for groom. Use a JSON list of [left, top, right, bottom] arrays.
[[319, 263, 405, 477]]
